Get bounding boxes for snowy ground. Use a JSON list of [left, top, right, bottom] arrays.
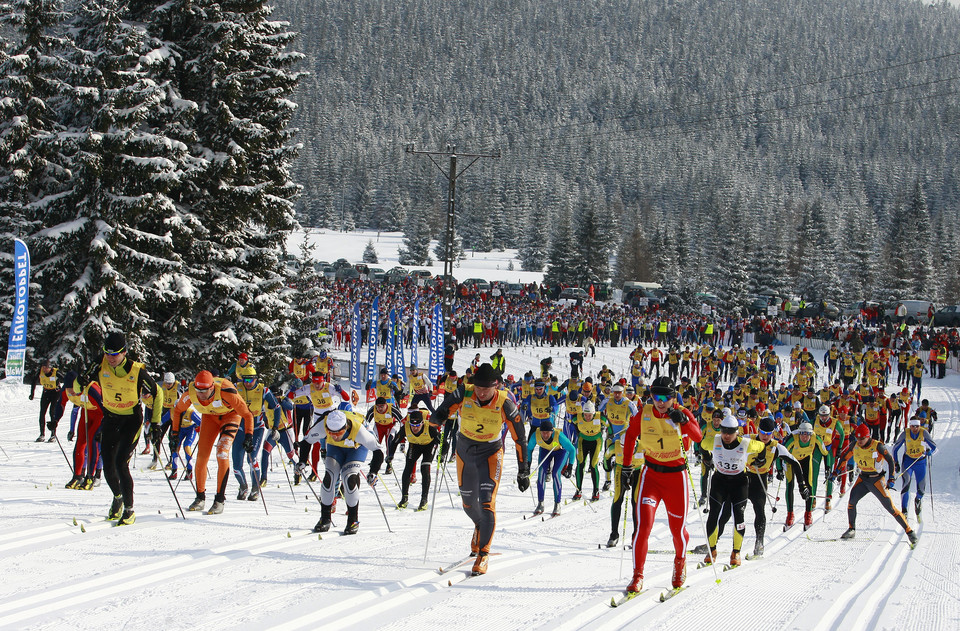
[[1, 343, 958, 630]]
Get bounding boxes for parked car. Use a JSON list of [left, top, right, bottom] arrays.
[[796, 300, 840, 319], [884, 300, 934, 324], [463, 278, 491, 292], [505, 282, 523, 298], [556, 287, 591, 305], [354, 263, 370, 278], [332, 258, 352, 270], [386, 266, 409, 284], [335, 267, 360, 281], [322, 265, 336, 281], [932, 305, 960, 327], [368, 266, 386, 282], [410, 269, 432, 282]]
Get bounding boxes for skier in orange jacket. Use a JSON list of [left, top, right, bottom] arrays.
[[173, 370, 254, 515]]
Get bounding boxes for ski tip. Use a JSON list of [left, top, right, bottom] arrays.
[[72, 517, 78, 526], [80, 524, 86, 533], [318, 533, 322, 540], [305, 507, 308, 512], [448, 579, 452, 586], [287, 531, 292, 538], [610, 597, 618, 608], [541, 516, 545, 521], [715, 578, 722, 584]]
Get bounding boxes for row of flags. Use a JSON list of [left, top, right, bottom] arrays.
[[349, 297, 444, 393]]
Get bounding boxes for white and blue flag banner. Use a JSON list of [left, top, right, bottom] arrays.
[[5, 238, 29, 381]]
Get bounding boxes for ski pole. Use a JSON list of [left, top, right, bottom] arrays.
[[247, 453, 268, 516], [678, 428, 721, 585], [0, 440, 9, 460], [279, 452, 298, 504], [377, 474, 398, 506], [927, 455, 934, 521], [159, 441, 186, 520], [894, 455, 925, 480], [440, 462, 457, 508], [370, 478, 393, 533], [423, 428, 447, 562], [302, 471, 323, 505], [53, 433, 73, 472], [770, 477, 783, 514], [619, 468, 631, 580]]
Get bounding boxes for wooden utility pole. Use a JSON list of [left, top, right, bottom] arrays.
[[404, 144, 500, 325]]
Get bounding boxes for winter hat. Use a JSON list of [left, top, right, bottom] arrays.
[[472, 363, 501, 388], [581, 400, 596, 414], [103, 332, 126, 354], [325, 410, 347, 432], [194, 370, 215, 389], [163, 372, 176, 384], [759, 417, 776, 433], [720, 415, 739, 430], [539, 420, 554, 433]]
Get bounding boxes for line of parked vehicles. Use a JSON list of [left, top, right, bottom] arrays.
[[285, 255, 960, 327]]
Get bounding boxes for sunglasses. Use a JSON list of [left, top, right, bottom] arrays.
[[652, 394, 671, 403], [720, 428, 738, 434], [103, 348, 124, 356], [759, 430, 773, 436]]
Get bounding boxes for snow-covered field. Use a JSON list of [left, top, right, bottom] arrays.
[[287, 228, 546, 284], [1, 342, 959, 631]]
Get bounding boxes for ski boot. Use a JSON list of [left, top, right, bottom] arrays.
[[343, 505, 359, 535], [471, 528, 480, 556], [185, 469, 193, 481], [825, 496, 832, 513], [915, 497, 922, 521], [672, 556, 687, 588], [308, 472, 318, 482], [148, 455, 161, 470], [117, 508, 136, 526], [168, 470, 179, 481], [417, 497, 428, 511], [841, 527, 856, 539], [907, 530, 919, 549], [729, 550, 741, 567], [140, 444, 152, 455], [80, 476, 95, 491], [313, 504, 333, 533], [47, 435, 56, 443], [606, 532, 620, 548], [93, 474, 101, 487], [471, 552, 489, 576], [187, 492, 206, 512], [260, 477, 268, 489], [237, 484, 249, 501], [551, 503, 561, 517], [36, 435, 45, 443], [384, 462, 393, 475], [753, 539, 765, 558], [532, 501, 544, 516], [572, 490, 582, 501], [591, 490, 600, 502], [205, 500, 224, 515], [293, 471, 302, 486], [626, 571, 643, 594], [247, 486, 260, 502], [65, 475, 83, 489], [702, 547, 717, 566], [803, 511, 813, 531], [784, 511, 795, 530], [397, 494, 409, 509], [108, 495, 124, 520], [602, 480, 611, 492]]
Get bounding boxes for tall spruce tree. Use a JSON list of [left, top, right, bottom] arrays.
[[165, 0, 304, 377]]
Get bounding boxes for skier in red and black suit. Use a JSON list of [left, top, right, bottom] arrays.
[[620, 376, 702, 595]]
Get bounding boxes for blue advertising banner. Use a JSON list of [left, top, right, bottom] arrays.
[[365, 297, 379, 385], [411, 299, 420, 369], [428, 304, 443, 383], [385, 308, 396, 378], [5, 238, 29, 380], [350, 302, 361, 390]]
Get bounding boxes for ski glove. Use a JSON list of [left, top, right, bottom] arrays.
[[295, 461, 310, 475], [47, 420, 56, 432], [29, 394, 34, 401], [887, 477, 896, 490], [561, 464, 573, 478], [669, 409, 688, 426], [799, 485, 811, 500], [169, 431, 179, 451], [366, 472, 378, 486], [267, 429, 280, 444], [620, 466, 634, 490], [243, 434, 255, 453], [67, 431, 74, 441], [775, 469, 785, 481]]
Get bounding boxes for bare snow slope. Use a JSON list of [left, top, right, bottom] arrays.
[[0, 345, 958, 631]]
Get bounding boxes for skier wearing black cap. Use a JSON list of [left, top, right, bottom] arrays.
[[80, 331, 163, 525], [525, 419, 576, 517], [430, 362, 529, 576]]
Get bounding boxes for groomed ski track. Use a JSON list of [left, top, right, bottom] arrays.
[[0, 344, 958, 630]]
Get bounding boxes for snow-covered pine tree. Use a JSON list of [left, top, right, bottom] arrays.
[[573, 200, 608, 286], [165, 0, 304, 378], [544, 204, 577, 286], [287, 236, 324, 358], [518, 210, 548, 272], [398, 202, 432, 265], [0, 0, 86, 365], [793, 198, 842, 305], [30, 0, 202, 369], [907, 180, 936, 300], [362, 239, 378, 264]]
